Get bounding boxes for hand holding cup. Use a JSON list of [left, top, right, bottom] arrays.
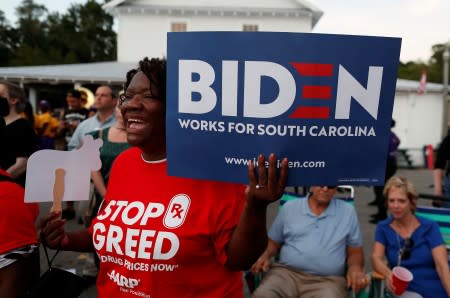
[[391, 266, 413, 295]]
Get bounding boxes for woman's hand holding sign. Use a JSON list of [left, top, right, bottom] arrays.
[[247, 153, 288, 206], [40, 211, 69, 249]]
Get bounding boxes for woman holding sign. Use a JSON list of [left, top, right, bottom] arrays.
[[371, 176, 450, 298], [40, 57, 288, 297]]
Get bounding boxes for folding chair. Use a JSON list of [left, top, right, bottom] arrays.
[[416, 205, 450, 258]]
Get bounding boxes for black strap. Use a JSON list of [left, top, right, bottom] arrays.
[[40, 233, 60, 269]]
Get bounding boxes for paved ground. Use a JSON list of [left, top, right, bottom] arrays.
[[36, 167, 435, 297]]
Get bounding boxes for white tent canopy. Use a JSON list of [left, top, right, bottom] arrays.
[[0, 61, 135, 85]]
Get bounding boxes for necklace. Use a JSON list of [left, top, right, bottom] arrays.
[[141, 153, 167, 164]]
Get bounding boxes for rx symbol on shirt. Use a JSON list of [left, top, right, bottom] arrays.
[[164, 194, 191, 229], [170, 203, 184, 219]]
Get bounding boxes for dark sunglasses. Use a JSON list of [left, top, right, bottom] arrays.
[[400, 238, 414, 260], [320, 186, 337, 189]]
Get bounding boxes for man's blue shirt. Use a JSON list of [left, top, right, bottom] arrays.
[[269, 196, 362, 276], [68, 113, 116, 150]]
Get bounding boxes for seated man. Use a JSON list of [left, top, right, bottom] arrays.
[[251, 186, 368, 298]]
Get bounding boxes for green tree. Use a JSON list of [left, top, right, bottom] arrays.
[[74, 0, 116, 61], [397, 61, 427, 81], [50, 0, 116, 63], [4, 0, 116, 66], [10, 0, 49, 65], [398, 42, 449, 84], [427, 43, 448, 84], [0, 10, 19, 66]]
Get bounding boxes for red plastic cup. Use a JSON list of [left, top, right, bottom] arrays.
[[392, 266, 413, 295]]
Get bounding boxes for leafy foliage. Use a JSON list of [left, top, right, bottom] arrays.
[[0, 0, 116, 66], [397, 43, 449, 84]]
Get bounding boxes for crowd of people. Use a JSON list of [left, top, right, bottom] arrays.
[[0, 58, 449, 298]]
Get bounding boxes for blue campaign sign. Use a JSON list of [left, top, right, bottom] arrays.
[[166, 32, 401, 186]]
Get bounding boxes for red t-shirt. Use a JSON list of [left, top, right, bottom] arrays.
[[0, 169, 39, 254], [89, 148, 246, 298]]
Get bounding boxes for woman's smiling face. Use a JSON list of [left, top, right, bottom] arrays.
[[120, 71, 166, 153]]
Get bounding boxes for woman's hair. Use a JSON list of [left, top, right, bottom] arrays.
[[124, 57, 166, 102], [0, 81, 27, 113], [383, 176, 418, 210]]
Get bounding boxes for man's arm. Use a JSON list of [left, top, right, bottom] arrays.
[[433, 169, 445, 207], [225, 154, 288, 271], [434, 168, 444, 195], [346, 246, 368, 293], [250, 238, 280, 273], [6, 157, 28, 178], [433, 136, 450, 206]]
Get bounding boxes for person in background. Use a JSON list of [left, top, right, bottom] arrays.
[[56, 89, 89, 150], [370, 119, 400, 224], [89, 100, 129, 219], [0, 81, 37, 186], [62, 85, 118, 220], [432, 131, 450, 208], [372, 176, 450, 298], [251, 185, 367, 297], [0, 95, 40, 298], [34, 100, 60, 150], [21, 101, 35, 127], [67, 85, 118, 150], [40, 57, 289, 297]]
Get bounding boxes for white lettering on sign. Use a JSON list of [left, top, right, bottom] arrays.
[[178, 59, 383, 120], [335, 65, 383, 120]]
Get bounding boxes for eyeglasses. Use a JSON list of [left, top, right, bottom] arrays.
[[119, 93, 161, 105]]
